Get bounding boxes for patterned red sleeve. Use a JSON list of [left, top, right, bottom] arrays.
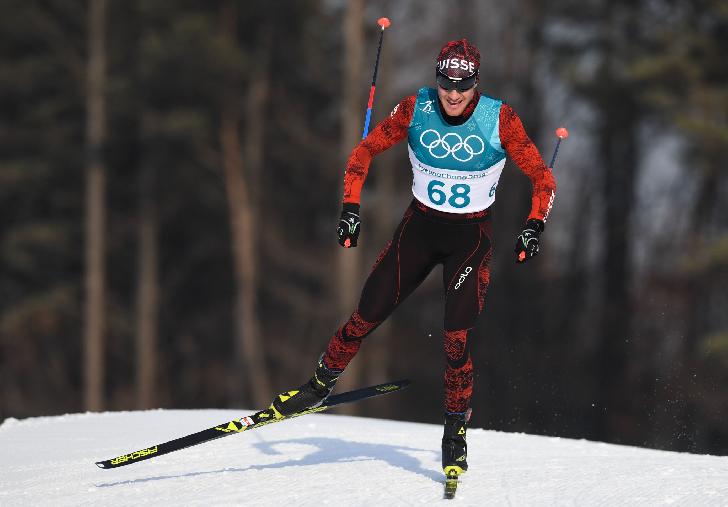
[[342, 95, 416, 205], [499, 103, 557, 222]]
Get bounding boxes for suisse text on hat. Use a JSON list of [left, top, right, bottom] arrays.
[[437, 59, 476, 74]]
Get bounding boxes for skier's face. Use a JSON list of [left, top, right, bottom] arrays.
[[437, 83, 477, 117]]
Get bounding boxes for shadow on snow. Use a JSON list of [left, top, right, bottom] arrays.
[[94, 436, 443, 488]]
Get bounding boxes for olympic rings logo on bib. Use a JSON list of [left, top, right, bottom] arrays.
[[419, 129, 485, 162]]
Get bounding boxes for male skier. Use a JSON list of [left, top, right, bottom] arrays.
[[271, 39, 556, 477]]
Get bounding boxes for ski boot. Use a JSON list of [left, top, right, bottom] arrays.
[[442, 410, 470, 475], [270, 356, 341, 418]]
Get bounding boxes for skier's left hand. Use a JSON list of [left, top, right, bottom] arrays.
[[514, 218, 544, 263]]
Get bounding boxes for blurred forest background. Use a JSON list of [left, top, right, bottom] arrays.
[[2, 0, 727, 455]]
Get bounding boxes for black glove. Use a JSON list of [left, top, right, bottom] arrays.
[[514, 218, 544, 263], [337, 203, 361, 248]]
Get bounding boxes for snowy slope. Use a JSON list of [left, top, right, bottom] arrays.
[[1, 409, 727, 506]]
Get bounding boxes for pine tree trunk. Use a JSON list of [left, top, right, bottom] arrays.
[[592, 8, 640, 444], [597, 90, 637, 441], [335, 0, 365, 412], [135, 113, 159, 410], [83, 0, 107, 412], [220, 0, 271, 409]]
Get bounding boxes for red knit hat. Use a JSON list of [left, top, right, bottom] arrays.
[[436, 39, 480, 79]]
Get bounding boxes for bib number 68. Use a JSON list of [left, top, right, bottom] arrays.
[[427, 180, 471, 209]]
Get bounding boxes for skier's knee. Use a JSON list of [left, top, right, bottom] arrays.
[[444, 329, 470, 369], [341, 310, 380, 341]]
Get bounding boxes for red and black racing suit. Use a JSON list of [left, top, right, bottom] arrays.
[[322, 91, 556, 414]]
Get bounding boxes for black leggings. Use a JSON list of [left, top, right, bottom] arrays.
[[323, 200, 493, 412]]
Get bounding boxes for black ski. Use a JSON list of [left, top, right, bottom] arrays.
[[95, 379, 410, 469]]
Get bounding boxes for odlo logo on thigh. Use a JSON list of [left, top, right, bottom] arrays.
[[455, 266, 472, 290]]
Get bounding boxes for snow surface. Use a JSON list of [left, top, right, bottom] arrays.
[[2, 409, 728, 506]]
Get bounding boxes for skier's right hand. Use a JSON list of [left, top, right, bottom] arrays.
[[337, 203, 361, 248]]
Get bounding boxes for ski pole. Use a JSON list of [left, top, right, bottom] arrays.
[[517, 127, 568, 262], [361, 17, 391, 139], [549, 127, 569, 169]]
